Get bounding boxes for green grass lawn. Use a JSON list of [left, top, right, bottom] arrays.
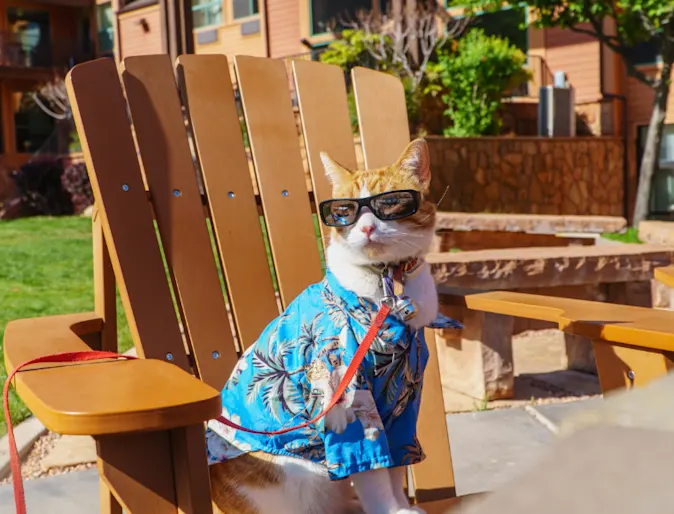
[[0, 217, 133, 436], [601, 227, 643, 244], [0, 215, 322, 437]]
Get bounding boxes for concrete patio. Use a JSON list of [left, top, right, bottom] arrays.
[[0, 397, 602, 513]]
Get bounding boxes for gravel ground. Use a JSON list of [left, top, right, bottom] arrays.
[[0, 432, 95, 485]]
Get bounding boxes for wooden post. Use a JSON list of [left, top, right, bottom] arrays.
[[93, 204, 118, 352], [93, 205, 123, 514]]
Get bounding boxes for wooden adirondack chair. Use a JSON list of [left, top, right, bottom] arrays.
[[4, 55, 461, 514], [5, 52, 674, 514]]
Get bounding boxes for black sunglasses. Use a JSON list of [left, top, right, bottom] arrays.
[[319, 189, 421, 228]]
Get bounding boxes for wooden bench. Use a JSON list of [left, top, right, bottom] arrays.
[[430, 244, 672, 399], [3, 55, 673, 514]]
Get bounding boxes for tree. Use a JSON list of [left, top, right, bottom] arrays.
[[459, 0, 674, 225], [339, 0, 470, 92]]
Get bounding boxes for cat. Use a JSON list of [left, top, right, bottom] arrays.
[[206, 138, 439, 514]]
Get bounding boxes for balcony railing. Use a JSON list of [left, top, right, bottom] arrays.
[[0, 31, 51, 68]]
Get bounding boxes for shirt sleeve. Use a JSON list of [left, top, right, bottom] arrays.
[[307, 324, 395, 480]]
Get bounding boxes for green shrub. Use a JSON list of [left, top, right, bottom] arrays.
[[436, 29, 530, 137]]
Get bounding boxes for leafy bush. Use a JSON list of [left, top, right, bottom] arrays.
[[319, 29, 393, 76], [61, 161, 93, 214], [9, 157, 73, 216], [4, 157, 94, 218], [436, 29, 530, 137], [320, 29, 450, 135]]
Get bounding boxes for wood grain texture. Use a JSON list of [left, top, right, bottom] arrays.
[[66, 58, 189, 370], [235, 55, 323, 306], [176, 54, 279, 351], [93, 205, 118, 353], [592, 341, 674, 394], [4, 313, 220, 435], [292, 59, 357, 244], [121, 55, 238, 389], [352, 66, 410, 169], [171, 424, 213, 514], [97, 431, 177, 514], [411, 329, 457, 502]]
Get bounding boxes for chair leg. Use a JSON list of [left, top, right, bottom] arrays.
[[96, 425, 212, 514], [410, 329, 457, 504], [99, 478, 122, 514], [592, 341, 674, 394], [96, 430, 178, 514], [171, 424, 213, 514]]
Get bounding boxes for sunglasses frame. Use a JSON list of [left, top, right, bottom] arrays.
[[319, 189, 421, 228]]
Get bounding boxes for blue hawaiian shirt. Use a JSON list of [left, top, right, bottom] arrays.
[[206, 269, 458, 480]]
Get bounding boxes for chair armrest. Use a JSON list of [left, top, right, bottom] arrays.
[[4, 314, 221, 436], [449, 291, 674, 353]]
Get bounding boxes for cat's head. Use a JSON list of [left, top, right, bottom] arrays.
[[320, 138, 436, 265]]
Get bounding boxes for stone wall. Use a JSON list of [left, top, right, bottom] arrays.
[[427, 136, 624, 216]]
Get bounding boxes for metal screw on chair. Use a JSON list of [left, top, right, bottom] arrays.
[[173, 189, 181, 197], [166, 352, 174, 361], [122, 184, 129, 191], [228, 191, 235, 198], [627, 370, 635, 387], [282, 190, 289, 197], [212, 351, 220, 359]]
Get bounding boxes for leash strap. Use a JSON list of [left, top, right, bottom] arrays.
[[214, 304, 390, 435], [2, 305, 390, 514], [3, 351, 137, 514]]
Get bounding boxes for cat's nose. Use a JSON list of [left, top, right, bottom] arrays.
[[361, 225, 375, 238]]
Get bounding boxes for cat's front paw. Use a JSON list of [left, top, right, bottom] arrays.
[[325, 405, 349, 434]]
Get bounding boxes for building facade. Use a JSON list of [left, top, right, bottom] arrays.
[[112, 0, 672, 218], [0, 0, 107, 170]]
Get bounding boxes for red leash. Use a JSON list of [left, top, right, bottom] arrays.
[[3, 351, 137, 514], [215, 304, 390, 434], [3, 305, 390, 514]]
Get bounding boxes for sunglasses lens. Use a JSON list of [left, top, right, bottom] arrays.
[[371, 191, 418, 220], [321, 200, 359, 227]]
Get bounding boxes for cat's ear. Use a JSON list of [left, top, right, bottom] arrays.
[[320, 152, 352, 186], [395, 138, 430, 190]]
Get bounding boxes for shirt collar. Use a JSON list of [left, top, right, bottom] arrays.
[[324, 268, 365, 309]]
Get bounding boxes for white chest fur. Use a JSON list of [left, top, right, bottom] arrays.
[[326, 244, 438, 331]]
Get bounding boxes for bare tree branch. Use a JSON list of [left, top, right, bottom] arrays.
[[32, 78, 72, 120], [338, 0, 468, 92]]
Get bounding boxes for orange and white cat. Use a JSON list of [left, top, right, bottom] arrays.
[[209, 138, 438, 514]]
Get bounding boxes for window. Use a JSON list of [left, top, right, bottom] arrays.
[[310, 0, 373, 35], [13, 90, 56, 153], [471, 5, 528, 52], [192, 0, 222, 28], [96, 2, 114, 56], [639, 124, 674, 214], [6, 8, 51, 67], [233, 0, 258, 19], [638, 124, 674, 167], [628, 40, 659, 67]]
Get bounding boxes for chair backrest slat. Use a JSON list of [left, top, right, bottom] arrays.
[[66, 58, 189, 370], [176, 54, 280, 350], [292, 60, 358, 243], [234, 55, 323, 306], [351, 65, 457, 501], [121, 55, 237, 388], [352, 66, 410, 168]]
